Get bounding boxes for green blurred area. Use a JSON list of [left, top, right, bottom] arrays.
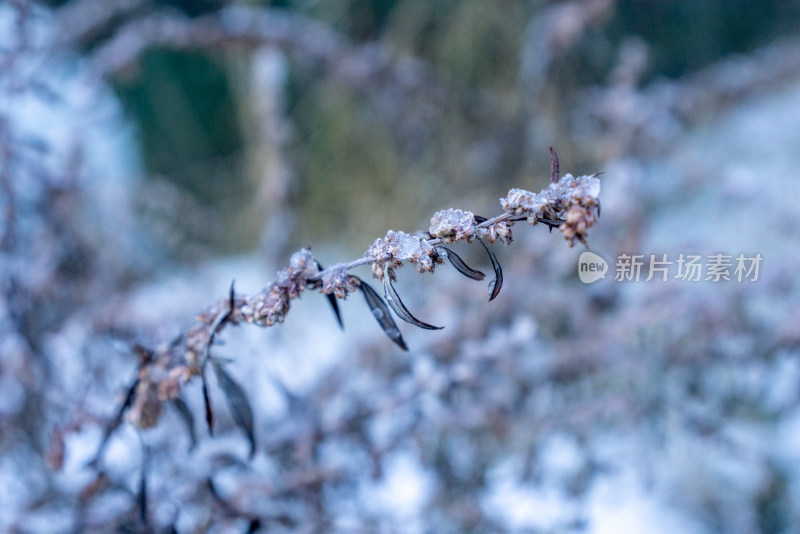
[[114, 50, 244, 205], [106, 0, 800, 255]]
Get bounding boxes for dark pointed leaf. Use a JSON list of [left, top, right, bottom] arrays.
[[137, 450, 149, 527], [383, 267, 444, 330], [538, 217, 563, 230], [92, 376, 139, 466], [436, 246, 485, 280], [325, 293, 344, 330], [315, 262, 344, 329], [549, 146, 560, 183], [212, 360, 256, 458], [92, 345, 155, 466], [202, 368, 214, 436], [478, 237, 503, 301], [171, 397, 197, 450], [356, 277, 408, 350], [474, 215, 487, 223]]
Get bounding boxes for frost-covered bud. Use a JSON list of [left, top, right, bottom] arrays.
[[248, 284, 290, 326], [477, 221, 512, 244], [366, 234, 395, 264], [412, 248, 437, 273], [501, 188, 536, 214], [276, 269, 303, 299], [560, 205, 596, 247], [528, 198, 559, 225], [289, 248, 319, 280], [570, 174, 602, 208], [321, 268, 359, 299], [476, 221, 511, 245], [276, 250, 317, 299], [429, 209, 476, 243], [367, 230, 435, 278]]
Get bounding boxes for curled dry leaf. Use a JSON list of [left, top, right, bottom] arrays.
[[93, 375, 140, 466], [202, 368, 214, 436], [435, 246, 485, 281], [356, 276, 408, 351], [137, 449, 150, 527], [211, 359, 256, 458], [314, 262, 345, 329], [325, 293, 344, 330], [171, 397, 197, 450], [477, 237, 503, 301], [383, 265, 444, 330]]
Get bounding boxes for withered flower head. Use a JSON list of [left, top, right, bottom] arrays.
[[429, 208, 477, 243], [321, 268, 359, 299], [367, 230, 436, 279]]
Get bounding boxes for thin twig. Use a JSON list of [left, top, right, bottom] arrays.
[[119, 157, 602, 433]]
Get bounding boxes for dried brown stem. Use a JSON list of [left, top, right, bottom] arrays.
[[116, 155, 602, 440]]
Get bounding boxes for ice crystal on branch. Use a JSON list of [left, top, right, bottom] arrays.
[[366, 230, 437, 278], [429, 208, 477, 243], [501, 188, 538, 214], [320, 268, 359, 299], [500, 173, 601, 246], [476, 220, 512, 244]]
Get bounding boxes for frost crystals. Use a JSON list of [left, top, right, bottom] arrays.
[[500, 150, 601, 247], [429, 209, 476, 243], [366, 230, 437, 279]]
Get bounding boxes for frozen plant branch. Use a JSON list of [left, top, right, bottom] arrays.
[[107, 149, 601, 457]]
